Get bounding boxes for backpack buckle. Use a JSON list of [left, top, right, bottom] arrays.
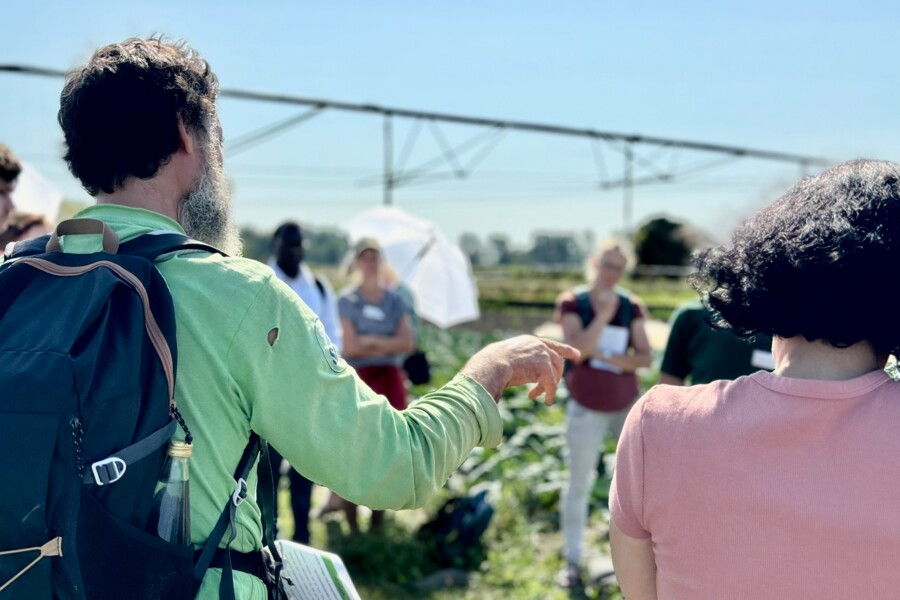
[[232, 478, 248, 507], [91, 457, 127, 486]]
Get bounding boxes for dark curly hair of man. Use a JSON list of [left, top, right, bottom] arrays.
[[691, 159, 900, 357], [0, 144, 22, 183], [58, 37, 219, 196]]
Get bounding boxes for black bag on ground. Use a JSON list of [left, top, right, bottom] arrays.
[[417, 491, 494, 569], [0, 220, 218, 599], [403, 350, 432, 385]]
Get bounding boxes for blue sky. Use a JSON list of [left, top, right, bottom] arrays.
[[3, 1, 898, 245]]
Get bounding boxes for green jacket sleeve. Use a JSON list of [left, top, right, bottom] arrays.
[[227, 275, 503, 510]]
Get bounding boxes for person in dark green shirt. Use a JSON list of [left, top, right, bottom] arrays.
[[660, 300, 773, 386]]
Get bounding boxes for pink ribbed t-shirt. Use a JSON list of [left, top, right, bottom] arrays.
[[611, 369, 900, 599]]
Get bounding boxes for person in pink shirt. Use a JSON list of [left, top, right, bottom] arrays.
[[610, 159, 900, 600]]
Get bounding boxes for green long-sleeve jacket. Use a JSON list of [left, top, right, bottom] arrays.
[[67, 204, 502, 598]]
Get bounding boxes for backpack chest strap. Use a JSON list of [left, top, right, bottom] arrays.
[[81, 420, 177, 486]]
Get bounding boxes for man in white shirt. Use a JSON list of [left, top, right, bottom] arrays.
[[267, 221, 342, 544], [269, 222, 342, 351]]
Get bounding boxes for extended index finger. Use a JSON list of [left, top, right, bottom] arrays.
[[537, 337, 580, 362]]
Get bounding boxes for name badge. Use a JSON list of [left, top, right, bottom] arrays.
[[362, 304, 386, 321], [751, 349, 775, 370]]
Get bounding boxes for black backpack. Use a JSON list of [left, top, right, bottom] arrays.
[[0, 219, 276, 599], [417, 491, 494, 569]]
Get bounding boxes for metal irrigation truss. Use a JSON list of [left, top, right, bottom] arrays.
[[0, 63, 830, 229]]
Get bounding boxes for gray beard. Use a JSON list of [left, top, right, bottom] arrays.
[[178, 157, 242, 256]]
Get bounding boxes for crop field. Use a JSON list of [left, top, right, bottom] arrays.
[[473, 267, 696, 321], [277, 296, 678, 598]]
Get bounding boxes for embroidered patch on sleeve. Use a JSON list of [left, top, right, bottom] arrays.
[[315, 318, 346, 373]]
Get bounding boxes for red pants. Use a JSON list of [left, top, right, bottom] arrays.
[[357, 364, 408, 410]]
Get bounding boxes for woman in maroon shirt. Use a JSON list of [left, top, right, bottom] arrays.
[[556, 239, 652, 587]]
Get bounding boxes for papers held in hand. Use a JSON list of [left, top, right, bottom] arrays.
[[275, 540, 361, 600], [588, 325, 629, 374]]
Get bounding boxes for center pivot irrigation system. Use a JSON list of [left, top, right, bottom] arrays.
[[1, 64, 830, 229]]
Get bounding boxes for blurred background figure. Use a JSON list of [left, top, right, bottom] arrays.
[[0, 144, 22, 239], [382, 263, 431, 386], [338, 237, 416, 532], [381, 263, 420, 348], [0, 211, 53, 247], [659, 298, 774, 385], [267, 221, 342, 545], [555, 238, 652, 588]]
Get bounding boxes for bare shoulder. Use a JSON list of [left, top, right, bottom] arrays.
[[626, 293, 647, 311], [556, 289, 577, 306]]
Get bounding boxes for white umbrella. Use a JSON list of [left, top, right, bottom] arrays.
[[343, 206, 480, 328]]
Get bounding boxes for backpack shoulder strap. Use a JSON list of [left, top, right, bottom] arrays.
[[193, 434, 281, 600], [4, 232, 224, 262], [616, 293, 634, 327], [313, 276, 326, 299], [574, 290, 594, 327], [119, 233, 225, 261], [4, 234, 51, 260], [193, 435, 261, 596]]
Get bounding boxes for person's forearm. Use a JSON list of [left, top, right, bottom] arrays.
[[603, 352, 652, 373], [460, 354, 512, 401], [357, 334, 414, 355], [567, 318, 610, 361], [370, 335, 415, 355], [610, 519, 658, 600], [343, 347, 381, 359], [342, 337, 386, 359], [658, 372, 684, 386]]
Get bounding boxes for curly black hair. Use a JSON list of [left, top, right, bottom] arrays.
[[691, 159, 900, 356], [58, 37, 219, 196]]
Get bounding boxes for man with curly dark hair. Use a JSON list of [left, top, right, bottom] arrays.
[[610, 159, 900, 600], [26, 36, 577, 599], [58, 37, 238, 255], [0, 144, 22, 236]]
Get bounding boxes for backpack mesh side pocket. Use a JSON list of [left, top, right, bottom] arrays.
[[77, 490, 194, 599]]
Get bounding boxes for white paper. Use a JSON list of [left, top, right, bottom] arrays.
[[361, 304, 386, 321], [588, 358, 622, 373], [596, 325, 628, 355], [588, 325, 628, 373], [275, 540, 361, 600], [751, 349, 775, 370]]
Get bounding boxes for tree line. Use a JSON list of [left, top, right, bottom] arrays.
[[240, 216, 709, 270]]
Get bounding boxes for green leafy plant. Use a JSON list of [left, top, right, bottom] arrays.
[[305, 324, 647, 598]]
